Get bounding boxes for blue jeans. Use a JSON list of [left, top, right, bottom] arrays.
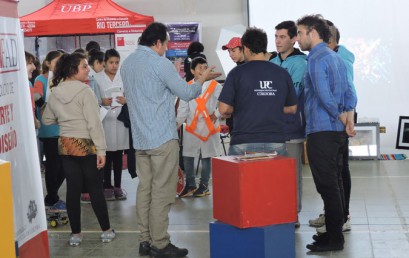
[[183, 156, 211, 187], [228, 142, 287, 156]]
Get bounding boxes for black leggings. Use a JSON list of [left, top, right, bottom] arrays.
[[104, 150, 123, 188], [62, 155, 110, 234], [41, 138, 65, 205]]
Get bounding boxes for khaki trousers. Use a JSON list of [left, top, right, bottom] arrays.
[[135, 140, 179, 249]]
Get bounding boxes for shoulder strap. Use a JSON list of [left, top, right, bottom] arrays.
[[185, 80, 220, 141]]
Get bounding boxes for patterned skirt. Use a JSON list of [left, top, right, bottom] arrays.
[[58, 136, 97, 156]]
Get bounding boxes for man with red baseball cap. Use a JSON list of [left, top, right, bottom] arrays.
[[222, 37, 245, 65], [221, 37, 246, 133]]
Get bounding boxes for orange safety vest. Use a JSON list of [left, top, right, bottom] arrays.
[[185, 80, 220, 141]]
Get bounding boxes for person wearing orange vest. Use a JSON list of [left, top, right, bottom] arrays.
[[176, 57, 222, 197]]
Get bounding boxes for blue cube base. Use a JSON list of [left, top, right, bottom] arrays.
[[210, 221, 295, 258]]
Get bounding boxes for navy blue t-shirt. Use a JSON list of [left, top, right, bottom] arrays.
[[218, 60, 297, 145]]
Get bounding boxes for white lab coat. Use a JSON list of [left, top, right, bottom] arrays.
[[94, 71, 129, 151], [176, 80, 222, 158]]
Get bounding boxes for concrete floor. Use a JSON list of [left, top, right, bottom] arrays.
[[46, 159, 409, 258]]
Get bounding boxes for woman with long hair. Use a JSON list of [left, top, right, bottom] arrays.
[[42, 52, 115, 246], [35, 50, 66, 209]]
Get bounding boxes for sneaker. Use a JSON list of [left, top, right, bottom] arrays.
[[316, 218, 351, 234], [44, 202, 53, 210], [149, 243, 188, 258], [101, 229, 116, 243], [139, 241, 151, 256], [343, 217, 352, 232], [193, 183, 210, 197], [306, 241, 343, 252], [309, 213, 325, 227], [114, 187, 127, 200], [69, 233, 83, 247], [178, 185, 197, 198], [50, 200, 67, 212], [104, 188, 116, 201], [80, 193, 91, 203], [44, 197, 59, 209]]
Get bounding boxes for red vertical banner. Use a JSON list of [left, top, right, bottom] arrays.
[[0, 0, 49, 257]]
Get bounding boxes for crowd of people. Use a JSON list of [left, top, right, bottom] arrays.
[[24, 13, 357, 257]]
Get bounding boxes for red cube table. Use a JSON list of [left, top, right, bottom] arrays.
[[212, 155, 297, 228]]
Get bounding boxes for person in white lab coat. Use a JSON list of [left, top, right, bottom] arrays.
[[94, 49, 129, 201], [176, 57, 222, 197]]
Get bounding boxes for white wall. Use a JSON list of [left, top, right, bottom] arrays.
[[18, 0, 248, 79]]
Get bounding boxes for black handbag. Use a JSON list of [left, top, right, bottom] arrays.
[[117, 104, 130, 128]]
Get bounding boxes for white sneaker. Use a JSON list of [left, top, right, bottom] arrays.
[[69, 234, 83, 247], [101, 229, 116, 243], [309, 213, 325, 227], [343, 218, 352, 232], [316, 218, 351, 233]]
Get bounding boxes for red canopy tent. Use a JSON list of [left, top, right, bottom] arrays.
[[20, 0, 154, 36]]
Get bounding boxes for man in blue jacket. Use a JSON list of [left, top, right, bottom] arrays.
[[270, 20, 307, 228], [296, 14, 356, 252], [310, 20, 357, 234]]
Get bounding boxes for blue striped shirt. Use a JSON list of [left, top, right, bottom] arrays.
[[304, 43, 357, 135], [121, 45, 202, 150]]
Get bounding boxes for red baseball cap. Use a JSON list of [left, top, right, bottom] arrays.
[[222, 37, 242, 50]]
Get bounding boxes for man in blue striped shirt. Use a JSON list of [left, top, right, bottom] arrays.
[[121, 22, 220, 258], [296, 14, 356, 253]]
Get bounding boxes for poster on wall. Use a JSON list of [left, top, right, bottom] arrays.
[[0, 1, 49, 257], [165, 22, 201, 77]]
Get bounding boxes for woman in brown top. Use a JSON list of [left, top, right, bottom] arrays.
[[42, 52, 115, 246]]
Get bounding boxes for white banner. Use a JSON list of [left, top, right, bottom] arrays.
[[115, 32, 141, 66], [0, 9, 49, 258]]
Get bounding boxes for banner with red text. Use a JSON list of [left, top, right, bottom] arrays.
[[0, 1, 49, 257]]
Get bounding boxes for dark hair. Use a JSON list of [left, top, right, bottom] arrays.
[[241, 27, 268, 54], [88, 49, 104, 67], [73, 48, 86, 55], [25, 51, 35, 65], [326, 20, 340, 44], [85, 41, 101, 52], [190, 57, 207, 71], [52, 53, 86, 87], [139, 22, 168, 47], [296, 14, 331, 43], [104, 48, 120, 62], [42, 50, 63, 73], [275, 20, 297, 38], [30, 58, 42, 84], [187, 42, 204, 56]]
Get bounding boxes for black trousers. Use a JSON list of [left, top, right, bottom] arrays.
[[307, 131, 347, 243], [342, 138, 351, 219], [103, 150, 123, 188], [61, 155, 110, 234], [40, 137, 65, 205]]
